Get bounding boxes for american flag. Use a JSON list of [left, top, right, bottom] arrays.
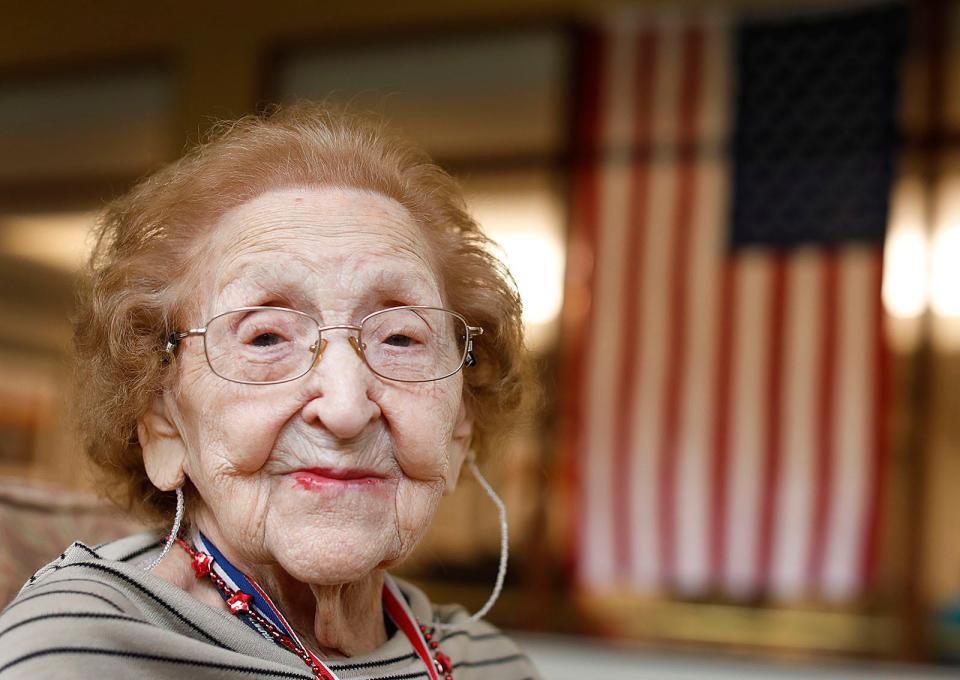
[[565, 6, 904, 602]]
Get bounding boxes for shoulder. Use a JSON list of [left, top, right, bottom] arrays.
[[393, 577, 543, 680], [0, 533, 161, 676], [3, 531, 166, 609], [2, 531, 163, 615]]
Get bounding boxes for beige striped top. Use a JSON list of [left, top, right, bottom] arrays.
[[0, 532, 541, 679]]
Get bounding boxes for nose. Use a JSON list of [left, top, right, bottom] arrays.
[[299, 333, 381, 440]]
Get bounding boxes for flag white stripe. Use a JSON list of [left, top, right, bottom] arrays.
[[581, 24, 637, 588], [724, 252, 772, 597], [770, 249, 823, 600], [674, 21, 729, 596], [822, 247, 875, 600], [628, 18, 681, 588]]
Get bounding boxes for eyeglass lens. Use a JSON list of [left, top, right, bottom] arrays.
[[202, 307, 468, 384]]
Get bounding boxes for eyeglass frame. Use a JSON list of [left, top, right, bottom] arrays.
[[163, 305, 484, 385]]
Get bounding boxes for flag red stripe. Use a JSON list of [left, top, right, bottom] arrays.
[[612, 29, 658, 580], [709, 261, 736, 589], [862, 252, 889, 590], [657, 26, 704, 585], [564, 27, 606, 581], [756, 255, 788, 591], [808, 252, 839, 592]]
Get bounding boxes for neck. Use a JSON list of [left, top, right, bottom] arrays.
[[164, 521, 388, 659], [254, 564, 388, 659]]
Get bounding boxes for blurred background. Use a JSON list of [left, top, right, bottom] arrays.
[[2, 0, 960, 677]]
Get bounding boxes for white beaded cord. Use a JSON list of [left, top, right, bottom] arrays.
[[434, 456, 509, 630], [145, 487, 184, 571]]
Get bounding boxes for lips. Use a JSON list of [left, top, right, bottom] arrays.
[[291, 467, 388, 491]]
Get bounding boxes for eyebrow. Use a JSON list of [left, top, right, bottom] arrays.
[[214, 261, 313, 309], [365, 268, 440, 301]]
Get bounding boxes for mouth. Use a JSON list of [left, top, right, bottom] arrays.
[[290, 467, 388, 492]]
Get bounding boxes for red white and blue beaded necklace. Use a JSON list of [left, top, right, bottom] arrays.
[[175, 531, 453, 680]]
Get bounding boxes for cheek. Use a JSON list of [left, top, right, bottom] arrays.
[[393, 476, 444, 553], [204, 403, 286, 472], [178, 380, 291, 475], [385, 385, 461, 481]]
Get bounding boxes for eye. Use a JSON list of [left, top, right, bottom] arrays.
[[250, 332, 284, 347], [234, 310, 298, 347], [384, 333, 413, 347], [363, 308, 432, 350]]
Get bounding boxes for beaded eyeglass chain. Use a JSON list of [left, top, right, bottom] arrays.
[[174, 537, 453, 680]]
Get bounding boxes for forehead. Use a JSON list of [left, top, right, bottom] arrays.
[[195, 186, 442, 313]]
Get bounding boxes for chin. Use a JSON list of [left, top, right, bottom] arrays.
[[268, 524, 401, 585], [287, 557, 379, 586]]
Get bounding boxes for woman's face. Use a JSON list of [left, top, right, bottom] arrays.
[[148, 187, 469, 585]]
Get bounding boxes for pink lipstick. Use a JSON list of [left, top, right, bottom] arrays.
[[291, 468, 387, 492]]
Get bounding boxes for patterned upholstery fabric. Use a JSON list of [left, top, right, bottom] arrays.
[[0, 477, 142, 607]]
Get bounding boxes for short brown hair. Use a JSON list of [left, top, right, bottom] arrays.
[[73, 104, 534, 523]]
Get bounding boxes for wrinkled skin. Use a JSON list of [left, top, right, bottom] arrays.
[[138, 187, 472, 657]]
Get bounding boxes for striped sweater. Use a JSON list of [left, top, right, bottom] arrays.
[[0, 532, 540, 679]]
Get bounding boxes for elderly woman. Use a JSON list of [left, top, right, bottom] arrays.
[[0, 106, 539, 679]]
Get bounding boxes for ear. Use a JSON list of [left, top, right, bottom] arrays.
[[443, 400, 473, 495], [137, 392, 187, 492]]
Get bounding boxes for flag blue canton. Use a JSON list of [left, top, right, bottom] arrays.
[[730, 4, 906, 248]]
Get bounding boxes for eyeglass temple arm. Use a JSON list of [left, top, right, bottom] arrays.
[[465, 326, 483, 368], [163, 328, 205, 362]]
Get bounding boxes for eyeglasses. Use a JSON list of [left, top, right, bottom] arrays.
[[165, 305, 483, 385]]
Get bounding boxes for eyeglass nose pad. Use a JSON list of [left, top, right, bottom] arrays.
[[309, 338, 328, 368], [347, 335, 365, 359]]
